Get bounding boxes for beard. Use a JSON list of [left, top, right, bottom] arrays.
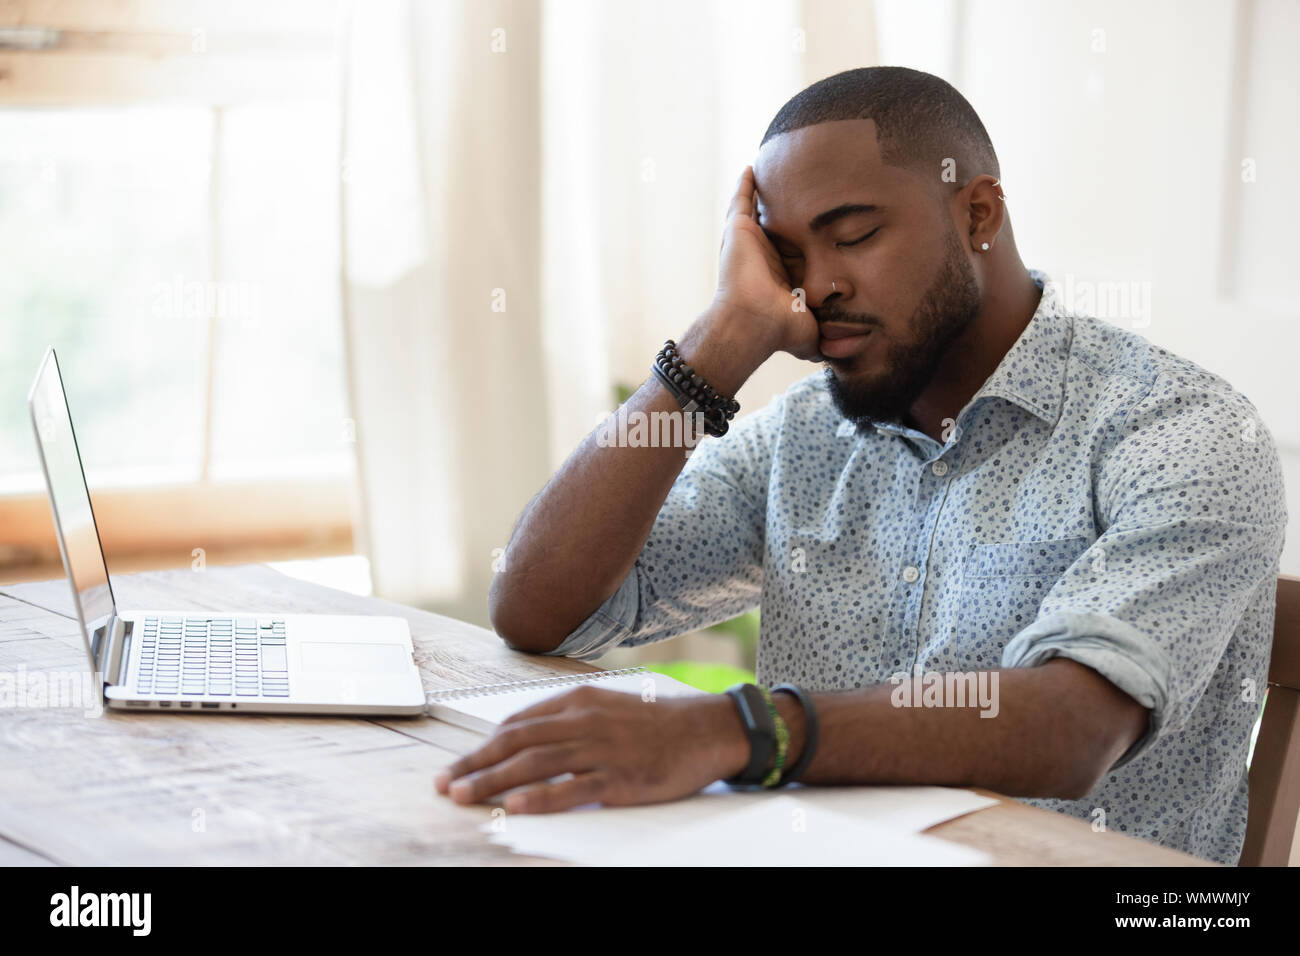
[[823, 225, 981, 433]]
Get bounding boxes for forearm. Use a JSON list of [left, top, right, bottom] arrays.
[[710, 659, 1147, 800], [489, 304, 778, 651]]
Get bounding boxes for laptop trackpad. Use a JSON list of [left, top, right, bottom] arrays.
[[300, 641, 411, 674]]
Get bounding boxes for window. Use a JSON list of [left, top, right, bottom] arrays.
[[0, 9, 352, 577]]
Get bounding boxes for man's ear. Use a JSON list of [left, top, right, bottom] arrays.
[[965, 175, 1005, 252]]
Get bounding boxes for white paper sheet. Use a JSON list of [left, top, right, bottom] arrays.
[[482, 783, 997, 866]]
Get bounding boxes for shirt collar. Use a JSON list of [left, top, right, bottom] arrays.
[[867, 268, 1072, 443], [963, 268, 1073, 429]]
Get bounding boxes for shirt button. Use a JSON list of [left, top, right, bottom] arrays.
[[902, 565, 920, 583], [931, 460, 949, 476]]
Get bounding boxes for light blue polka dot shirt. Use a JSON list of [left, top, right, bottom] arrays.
[[546, 269, 1288, 865]]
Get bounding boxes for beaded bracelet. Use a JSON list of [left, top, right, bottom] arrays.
[[759, 685, 789, 788], [650, 339, 741, 438], [771, 683, 820, 786]]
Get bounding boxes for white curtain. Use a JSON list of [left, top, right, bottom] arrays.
[[341, 0, 879, 624]]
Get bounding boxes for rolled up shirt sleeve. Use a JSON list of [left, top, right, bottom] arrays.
[[1002, 372, 1288, 768], [544, 387, 786, 662]]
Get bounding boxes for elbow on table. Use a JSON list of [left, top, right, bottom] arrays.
[[1050, 760, 1110, 802], [1031, 658, 1151, 802], [1049, 710, 1150, 802], [488, 580, 565, 655]]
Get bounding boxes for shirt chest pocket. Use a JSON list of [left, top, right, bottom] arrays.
[[952, 536, 1091, 659], [964, 536, 1092, 579]]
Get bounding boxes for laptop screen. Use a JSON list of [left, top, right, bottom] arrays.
[[28, 349, 117, 659]]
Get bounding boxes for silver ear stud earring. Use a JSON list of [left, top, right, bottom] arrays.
[[831, 280, 837, 293], [980, 242, 990, 251]]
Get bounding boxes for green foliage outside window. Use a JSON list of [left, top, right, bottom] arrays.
[[645, 609, 760, 693]]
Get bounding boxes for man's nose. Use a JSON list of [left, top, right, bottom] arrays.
[[801, 262, 850, 310]]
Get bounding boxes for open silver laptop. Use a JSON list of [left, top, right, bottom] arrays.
[[28, 347, 426, 715]]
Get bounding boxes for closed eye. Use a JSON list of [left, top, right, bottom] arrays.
[[779, 226, 880, 262], [836, 227, 880, 249]]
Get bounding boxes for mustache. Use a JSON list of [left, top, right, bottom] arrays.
[[814, 308, 879, 328]]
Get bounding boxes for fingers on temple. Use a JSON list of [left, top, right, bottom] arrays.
[[728, 165, 755, 222]]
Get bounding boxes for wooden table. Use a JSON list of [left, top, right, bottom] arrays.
[[0, 564, 1211, 866]]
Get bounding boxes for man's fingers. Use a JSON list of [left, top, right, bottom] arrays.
[[446, 742, 594, 804], [726, 165, 755, 222], [503, 771, 608, 814], [433, 712, 591, 793]]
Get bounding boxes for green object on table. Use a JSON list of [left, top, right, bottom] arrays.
[[646, 660, 755, 694]]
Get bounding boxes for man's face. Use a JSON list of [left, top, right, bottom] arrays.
[[754, 119, 983, 430]]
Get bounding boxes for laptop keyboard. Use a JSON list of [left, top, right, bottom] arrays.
[[135, 617, 289, 698]]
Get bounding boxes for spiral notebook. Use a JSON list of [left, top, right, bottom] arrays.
[[424, 666, 706, 734]]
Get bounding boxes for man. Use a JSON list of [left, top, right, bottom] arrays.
[[435, 66, 1287, 865]]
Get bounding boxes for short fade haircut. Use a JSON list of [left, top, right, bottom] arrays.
[[760, 66, 1000, 189]]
